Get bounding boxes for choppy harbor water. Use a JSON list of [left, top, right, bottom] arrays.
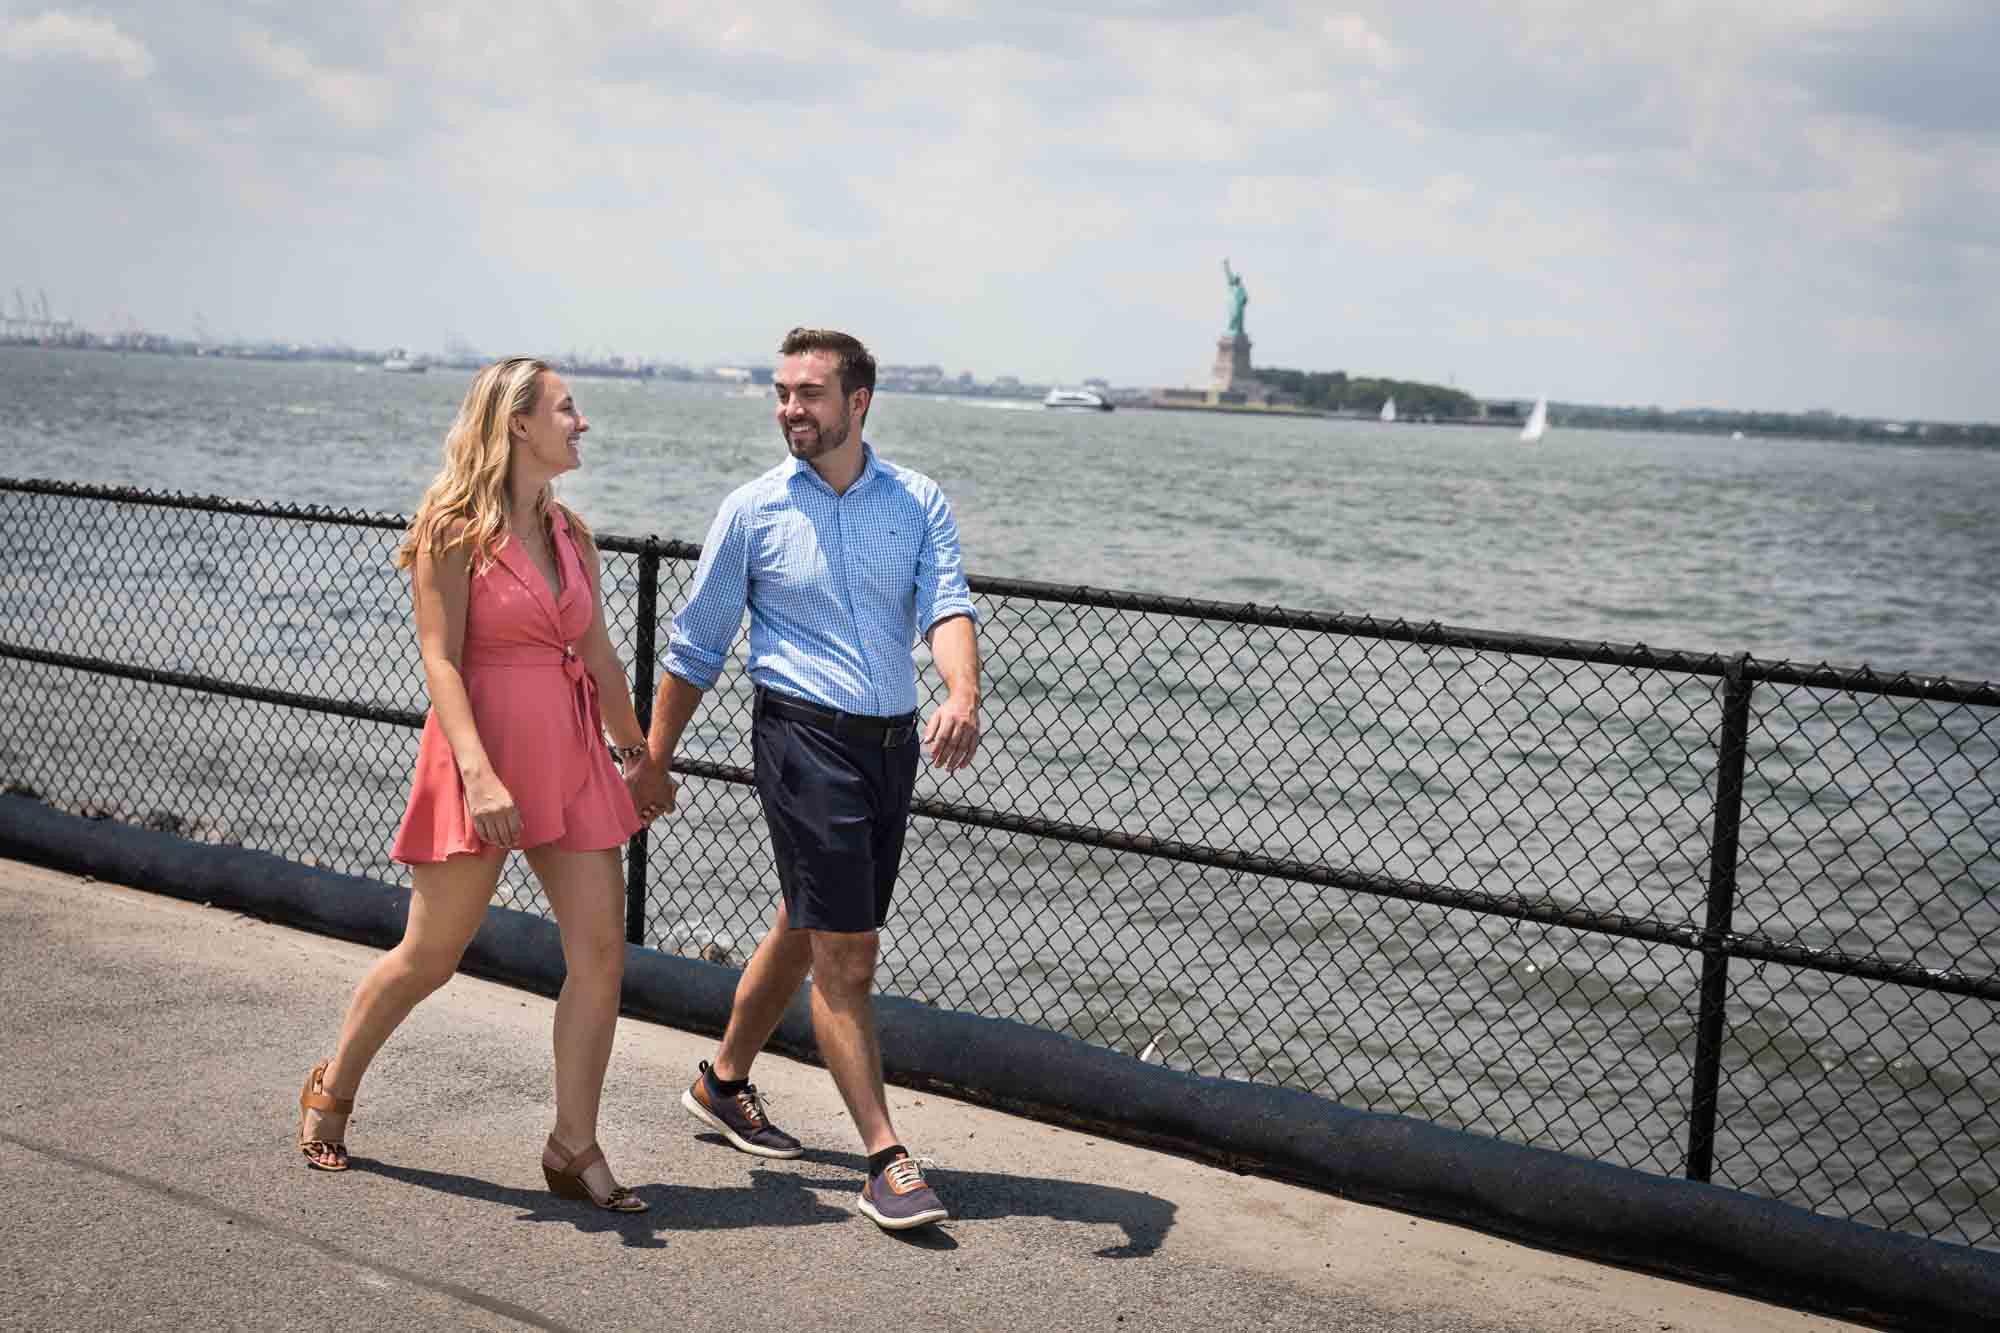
[[7, 346, 1999, 678], [3, 346, 1997, 1246]]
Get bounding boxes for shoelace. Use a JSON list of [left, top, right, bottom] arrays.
[[884, 1155, 939, 1192], [734, 1086, 775, 1128]]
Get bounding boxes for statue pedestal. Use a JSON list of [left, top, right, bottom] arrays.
[[1210, 334, 1256, 403]]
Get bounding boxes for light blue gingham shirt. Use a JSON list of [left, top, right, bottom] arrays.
[[664, 444, 978, 717]]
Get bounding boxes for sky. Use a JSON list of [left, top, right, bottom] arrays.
[[4, 1, 1997, 420]]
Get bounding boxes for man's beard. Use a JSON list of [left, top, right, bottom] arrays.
[[785, 407, 851, 460]]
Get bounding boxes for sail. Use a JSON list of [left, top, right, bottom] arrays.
[[1380, 396, 1396, 423], [1520, 396, 1547, 443]]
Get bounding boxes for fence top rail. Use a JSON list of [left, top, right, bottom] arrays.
[[0, 477, 698, 556], [5, 477, 408, 531], [7, 477, 1996, 704]]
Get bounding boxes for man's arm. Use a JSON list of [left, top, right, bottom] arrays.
[[912, 480, 981, 771], [630, 494, 751, 818], [923, 612, 980, 771], [647, 674, 706, 768], [628, 673, 704, 817]]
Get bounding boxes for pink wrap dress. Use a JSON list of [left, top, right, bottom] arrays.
[[391, 508, 643, 863]]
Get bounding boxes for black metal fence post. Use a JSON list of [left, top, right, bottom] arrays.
[[1686, 652, 1754, 1182], [623, 541, 660, 946]]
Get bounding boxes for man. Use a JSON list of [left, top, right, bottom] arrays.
[[630, 327, 981, 1230]]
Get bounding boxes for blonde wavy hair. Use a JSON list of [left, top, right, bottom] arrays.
[[396, 357, 591, 572]]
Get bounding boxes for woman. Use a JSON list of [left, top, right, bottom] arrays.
[[297, 357, 652, 1212]]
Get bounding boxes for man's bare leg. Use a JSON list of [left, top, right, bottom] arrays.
[[808, 928, 897, 1154], [711, 898, 812, 1080]]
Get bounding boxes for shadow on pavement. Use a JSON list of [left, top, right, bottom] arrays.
[[785, 1145, 1177, 1258], [353, 1144, 1176, 1258]]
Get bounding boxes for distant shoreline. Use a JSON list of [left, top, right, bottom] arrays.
[[1124, 399, 1519, 427], [5, 340, 1995, 445]]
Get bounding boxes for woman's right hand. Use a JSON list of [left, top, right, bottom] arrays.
[[464, 769, 522, 848]]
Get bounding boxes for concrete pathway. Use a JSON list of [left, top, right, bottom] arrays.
[[0, 859, 1866, 1332]]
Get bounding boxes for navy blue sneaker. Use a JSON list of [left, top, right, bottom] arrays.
[[681, 1061, 803, 1159], [858, 1154, 949, 1230]]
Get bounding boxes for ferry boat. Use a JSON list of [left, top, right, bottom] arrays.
[[380, 348, 426, 373], [1042, 387, 1113, 412]]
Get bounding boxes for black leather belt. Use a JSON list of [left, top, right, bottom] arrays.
[[755, 688, 918, 748]]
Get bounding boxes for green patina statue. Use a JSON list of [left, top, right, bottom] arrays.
[[1223, 258, 1248, 338]]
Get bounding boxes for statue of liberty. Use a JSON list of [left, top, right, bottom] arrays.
[[1222, 258, 1248, 338]]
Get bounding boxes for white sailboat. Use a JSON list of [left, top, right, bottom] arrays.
[[1379, 396, 1397, 423], [1520, 396, 1547, 443]]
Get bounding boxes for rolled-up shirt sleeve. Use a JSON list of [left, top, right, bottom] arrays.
[[915, 484, 978, 641], [663, 496, 751, 690]]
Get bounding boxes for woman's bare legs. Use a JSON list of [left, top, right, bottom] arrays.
[[527, 843, 633, 1203], [304, 851, 505, 1144]]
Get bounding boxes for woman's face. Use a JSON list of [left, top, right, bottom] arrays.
[[511, 371, 587, 477]]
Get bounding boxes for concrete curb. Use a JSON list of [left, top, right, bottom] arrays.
[[7, 793, 1995, 1331]]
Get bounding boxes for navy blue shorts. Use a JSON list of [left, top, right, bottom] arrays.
[[751, 690, 921, 934]]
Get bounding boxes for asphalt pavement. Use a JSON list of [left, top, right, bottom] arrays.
[[0, 859, 1865, 1332]]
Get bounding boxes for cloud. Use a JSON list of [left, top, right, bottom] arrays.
[[0, 10, 152, 79], [1791, 1, 2000, 136], [1323, 12, 1400, 72], [235, 24, 395, 135], [4, 0, 1998, 419]]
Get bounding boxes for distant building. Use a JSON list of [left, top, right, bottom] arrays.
[[879, 363, 947, 392]]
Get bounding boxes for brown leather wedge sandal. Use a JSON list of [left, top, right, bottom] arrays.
[[542, 1134, 648, 1212], [298, 1060, 353, 1171]]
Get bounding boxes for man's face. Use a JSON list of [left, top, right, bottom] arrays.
[[773, 350, 859, 462]]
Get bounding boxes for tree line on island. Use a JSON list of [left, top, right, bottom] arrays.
[[1256, 367, 1478, 419], [1257, 365, 1999, 444], [1551, 403, 2000, 446]]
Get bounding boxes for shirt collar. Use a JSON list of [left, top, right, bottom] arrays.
[[789, 441, 877, 496]]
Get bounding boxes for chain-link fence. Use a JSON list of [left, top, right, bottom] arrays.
[[2, 478, 1995, 1251]]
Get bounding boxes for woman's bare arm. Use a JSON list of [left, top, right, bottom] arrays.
[[411, 537, 520, 847]]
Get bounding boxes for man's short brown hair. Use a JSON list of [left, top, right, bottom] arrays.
[[779, 327, 877, 400]]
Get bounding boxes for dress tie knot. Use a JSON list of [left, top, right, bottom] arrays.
[[560, 646, 596, 745]]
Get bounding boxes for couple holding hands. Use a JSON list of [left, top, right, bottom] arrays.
[[296, 328, 981, 1231]]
